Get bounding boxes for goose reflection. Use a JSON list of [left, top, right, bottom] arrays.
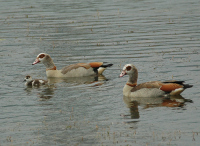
[[37, 87, 55, 100], [123, 95, 193, 119], [24, 85, 56, 100], [24, 75, 107, 99]]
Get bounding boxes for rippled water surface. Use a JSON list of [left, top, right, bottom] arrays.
[[1, 0, 200, 145]]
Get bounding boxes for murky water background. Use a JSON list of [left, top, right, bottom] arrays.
[[1, 0, 200, 145]]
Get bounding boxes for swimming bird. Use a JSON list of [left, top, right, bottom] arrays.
[[24, 75, 48, 86], [32, 53, 113, 77], [120, 64, 193, 98]]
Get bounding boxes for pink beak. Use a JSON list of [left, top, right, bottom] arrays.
[[32, 58, 40, 65], [120, 70, 126, 77]]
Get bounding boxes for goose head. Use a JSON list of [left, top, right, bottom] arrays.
[[120, 64, 137, 77], [24, 75, 33, 82], [32, 53, 48, 65]]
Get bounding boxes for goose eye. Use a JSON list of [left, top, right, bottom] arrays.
[[39, 54, 45, 58], [126, 66, 132, 71]]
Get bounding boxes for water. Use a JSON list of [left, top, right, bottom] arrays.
[[1, 0, 200, 145]]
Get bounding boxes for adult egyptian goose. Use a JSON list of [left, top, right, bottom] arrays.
[[24, 75, 48, 86], [32, 53, 113, 78], [120, 64, 193, 98]]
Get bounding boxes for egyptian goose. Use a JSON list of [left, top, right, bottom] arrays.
[[32, 53, 113, 78], [120, 64, 193, 98], [24, 75, 48, 86]]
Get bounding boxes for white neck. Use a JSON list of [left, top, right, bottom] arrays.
[[25, 80, 32, 86]]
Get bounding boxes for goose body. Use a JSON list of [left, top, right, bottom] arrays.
[[120, 64, 193, 98], [32, 53, 113, 78], [24, 75, 48, 86]]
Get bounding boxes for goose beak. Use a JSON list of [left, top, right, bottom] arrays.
[[32, 58, 40, 65], [119, 70, 126, 77]]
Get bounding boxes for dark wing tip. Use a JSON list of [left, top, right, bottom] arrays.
[[163, 80, 185, 84], [183, 84, 193, 89], [101, 63, 113, 68]]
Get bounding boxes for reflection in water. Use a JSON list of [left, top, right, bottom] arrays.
[[37, 87, 55, 100], [24, 85, 56, 99], [24, 75, 107, 99], [123, 95, 193, 119]]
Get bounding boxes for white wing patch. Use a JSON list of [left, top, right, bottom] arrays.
[[97, 67, 106, 75], [32, 80, 36, 86], [170, 88, 184, 95], [39, 80, 44, 84]]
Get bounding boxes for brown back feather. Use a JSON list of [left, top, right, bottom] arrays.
[[131, 81, 162, 92], [61, 63, 91, 74]]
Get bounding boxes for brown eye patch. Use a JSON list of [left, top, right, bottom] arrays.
[[126, 66, 132, 71], [26, 75, 30, 79], [39, 54, 45, 58]]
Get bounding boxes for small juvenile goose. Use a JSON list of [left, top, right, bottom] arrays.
[[120, 64, 193, 98], [32, 53, 113, 78], [24, 75, 48, 86]]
